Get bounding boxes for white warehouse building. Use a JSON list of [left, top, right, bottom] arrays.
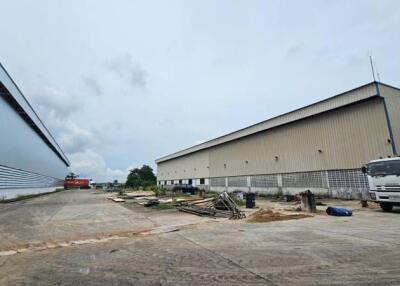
[[0, 64, 69, 199], [156, 82, 400, 199]]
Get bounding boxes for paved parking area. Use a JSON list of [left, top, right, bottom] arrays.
[[1, 189, 400, 285]]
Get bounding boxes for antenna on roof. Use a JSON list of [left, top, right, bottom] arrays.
[[375, 60, 382, 82], [369, 55, 376, 82]]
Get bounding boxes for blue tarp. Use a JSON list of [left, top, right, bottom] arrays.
[[326, 206, 352, 216]]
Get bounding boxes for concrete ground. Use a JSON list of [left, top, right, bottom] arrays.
[[0, 189, 400, 285]]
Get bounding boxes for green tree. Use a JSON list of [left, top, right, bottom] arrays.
[[125, 165, 156, 188], [65, 172, 78, 179]]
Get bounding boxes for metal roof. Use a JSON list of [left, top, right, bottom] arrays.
[[0, 63, 70, 166], [156, 82, 382, 163]]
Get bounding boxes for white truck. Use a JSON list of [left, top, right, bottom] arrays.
[[362, 157, 400, 212]]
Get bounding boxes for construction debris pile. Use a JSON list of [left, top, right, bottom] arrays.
[[177, 192, 246, 219], [107, 190, 245, 220], [108, 190, 209, 206]]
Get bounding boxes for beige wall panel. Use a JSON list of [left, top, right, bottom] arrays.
[[157, 149, 209, 180], [379, 84, 400, 154], [208, 98, 391, 177], [157, 84, 378, 163]]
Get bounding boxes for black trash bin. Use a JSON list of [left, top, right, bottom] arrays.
[[246, 193, 256, 208]]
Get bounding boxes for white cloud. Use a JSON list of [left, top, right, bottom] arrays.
[[68, 149, 128, 183], [105, 54, 147, 88], [3, 0, 399, 184], [57, 122, 98, 153], [31, 86, 81, 118], [31, 91, 99, 153], [29, 84, 115, 179], [83, 75, 102, 95]]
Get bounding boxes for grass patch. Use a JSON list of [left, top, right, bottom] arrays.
[[152, 203, 174, 210], [272, 189, 284, 200], [204, 191, 218, 198], [154, 187, 166, 197], [0, 188, 66, 203], [167, 191, 192, 198], [232, 198, 245, 207], [16, 194, 38, 200]]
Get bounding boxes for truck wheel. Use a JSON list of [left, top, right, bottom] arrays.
[[380, 203, 393, 212]]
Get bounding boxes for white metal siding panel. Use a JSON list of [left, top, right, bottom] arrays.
[[156, 83, 378, 163], [0, 95, 68, 179], [379, 84, 400, 155], [157, 149, 209, 181], [208, 98, 391, 177], [0, 64, 69, 165]]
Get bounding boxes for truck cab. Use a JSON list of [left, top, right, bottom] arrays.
[[362, 157, 400, 212]]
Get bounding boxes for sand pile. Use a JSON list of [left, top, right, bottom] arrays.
[[247, 208, 312, 223]]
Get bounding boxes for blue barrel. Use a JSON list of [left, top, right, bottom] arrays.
[[246, 193, 256, 208], [326, 207, 352, 216]]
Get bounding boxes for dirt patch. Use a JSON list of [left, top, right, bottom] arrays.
[[366, 201, 381, 209], [247, 208, 313, 223]]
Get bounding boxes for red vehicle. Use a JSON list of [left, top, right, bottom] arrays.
[[64, 178, 90, 189]]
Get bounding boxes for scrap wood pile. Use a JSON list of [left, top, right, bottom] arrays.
[[110, 191, 202, 207], [177, 192, 246, 219]]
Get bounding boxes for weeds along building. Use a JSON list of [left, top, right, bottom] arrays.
[[156, 82, 400, 199], [0, 64, 69, 199]]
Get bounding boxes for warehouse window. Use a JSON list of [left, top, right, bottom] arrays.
[[188, 179, 192, 185], [210, 177, 225, 187], [251, 175, 279, 188], [328, 169, 368, 189], [228, 176, 247, 187], [282, 171, 327, 188], [179, 179, 182, 184], [200, 178, 205, 185]]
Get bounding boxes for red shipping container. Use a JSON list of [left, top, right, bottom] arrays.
[[64, 179, 90, 189]]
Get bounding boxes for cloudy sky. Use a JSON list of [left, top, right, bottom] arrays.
[[1, 1, 399, 182]]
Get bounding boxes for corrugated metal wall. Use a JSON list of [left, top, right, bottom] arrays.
[[0, 94, 68, 180], [0, 165, 63, 189], [157, 149, 209, 181], [156, 83, 378, 163], [379, 84, 400, 154], [208, 98, 391, 177], [157, 97, 391, 181], [0, 72, 68, 199]]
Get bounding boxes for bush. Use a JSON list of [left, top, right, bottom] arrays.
[[232, 198, 245, 207], [272, 189, 284, 199], [145, 185, 158, 192], [154, 187, 166, 197]]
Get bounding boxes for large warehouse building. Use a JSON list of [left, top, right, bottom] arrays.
[[156, 81, 400, 199], [0, 63, 69, 199]]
